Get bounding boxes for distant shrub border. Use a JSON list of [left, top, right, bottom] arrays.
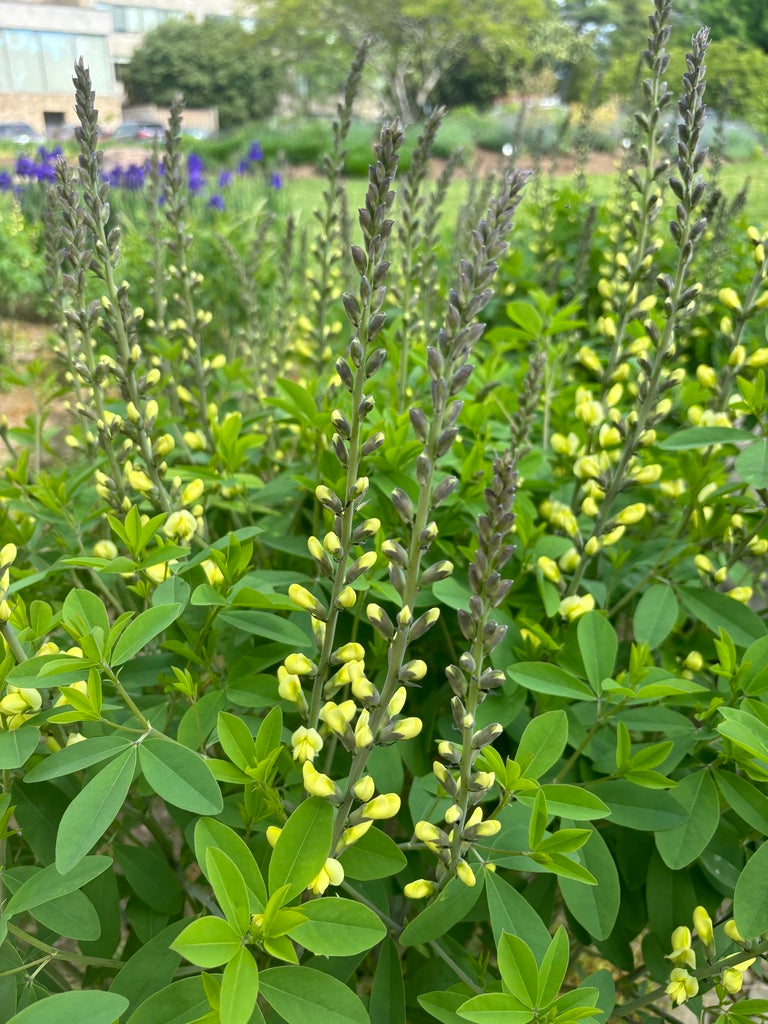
[[0, 2, 767, 1023]]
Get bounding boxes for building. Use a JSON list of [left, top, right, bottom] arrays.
[[0, 0, 238, 134]]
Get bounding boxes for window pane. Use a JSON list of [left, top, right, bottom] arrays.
[[123, 7, 144, 33], [6, 30, 44, 92], [39, 32, 77, 93], [75, 35, 113, 94], [0, 33, 12, 92]]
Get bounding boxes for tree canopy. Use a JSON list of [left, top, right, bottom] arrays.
[[252, 0, 566, 120], [123, 18, 280, 129]]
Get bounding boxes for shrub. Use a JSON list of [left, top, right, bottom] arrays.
[[1, 5, 768, 1024]]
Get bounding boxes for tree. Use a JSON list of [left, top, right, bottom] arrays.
[[253, 0, 565, 121], [123, 18, 280, 129]]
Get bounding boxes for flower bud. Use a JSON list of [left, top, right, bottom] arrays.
[[353, 776, 375, 803], [404, 879, 436, 900], [361, 793, 401, 820]]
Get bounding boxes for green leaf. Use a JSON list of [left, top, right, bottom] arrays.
[[498, 932, 539, 1006], [456, 992, 532, 1024], [657, 426, 754, 450], [139, 737, 223, 814], [171, 916, 243, 968], [125, 976, 211, 1024], [218, 610, 311, 647], [6, 991, 128, 1024], [206, 848, 250, 933], [0, 726, 39, 770], [288, 897, 386, 955], [485, 870, 551, 962], [717, 706, 768, 762], [577, 612, 617, 690], [735, 438, 768, 489], [55, 747, 137, 873], [538, 927, 569, 1005], [339, 825, 407, 880], [655, 770, 719, 869], [507, 662, 596, 701], [715, 769, 768, 835], [194, 817, 267, 909], [110, 919, 189, 1011], [111, 603, 183, 665], [678, 588, 766, 648], [633, 585, 678, 650], [260, 965, 369, 1024], [25, 735, 131, 782], [115, 843, 182, 915], [733, 840, 768, 938], [370, 938, 405, 1024], [535, 786, 611, 821], [62, 589, 110, 641], [255, 705, 283, 760], [529, 789, 548, 849], [268, 797, 334, 901], [559, 826, 620, 939], [6, 654, 95, 689], [217, 712, 255, 772], [595, 781, 687, 830], [400, 868, 484, 946], [514, 711, 568, 780], [418, 990, 470, 1024], [506, 300, 543, 336], [741, 635, 768, 696], [220, 947, 259, 1024], [5, 855, 111, 916]]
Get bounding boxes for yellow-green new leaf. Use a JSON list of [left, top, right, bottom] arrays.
[[171, 916, 242, 968]]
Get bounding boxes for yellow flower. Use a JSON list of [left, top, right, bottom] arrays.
[[302, 760, 337, 799], [666, 926, 695, 969], [683, 651, 703, 672], [718, 287, 742, 312], [355, 709, 374, 748], [308, 857, 344, 895], [181, 478, 205, 505], [665, 968, 699, 1005], [333, 642, 365, 664], [724, 919, 744, 944], [291, 726, 323, 763], [722, 968, 744, 994], [340, 820, 373, 849], [456, 860, 476, 887], [728, 586, 753, 604], [404, 879, 436, 900], [692, 906, 714, 947], [616, 503, 646, 526], [93, 540, 118, 560], [336, 586, 356, 609], [163, 510, 198, 543], [266, 826, 281, 848], [361, 793, 401, 820], [558, 594, 595, 621], [284, 653, 315, 676], [201, 559, 224, 586], [537, 556, 561, 583], [353, 776, 375, 803]]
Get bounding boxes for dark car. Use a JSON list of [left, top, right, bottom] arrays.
[[0, 122, 44, 144], [111, 121, 165, 142]]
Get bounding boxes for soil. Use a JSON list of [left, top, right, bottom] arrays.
[[0, 319, 58, 431]]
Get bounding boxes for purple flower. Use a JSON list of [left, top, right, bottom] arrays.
[[0, 171, 12, 192], [269, 171, 283, 190], [237, 159, 250, 176], [187, 152, 204, 175], [218, 171, 233, 189], [248, 141, 263, 162], [207, 193, 225, 211]]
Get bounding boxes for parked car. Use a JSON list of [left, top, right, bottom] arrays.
[[0, 122, 44, 144], [111, 121, 165, 142]]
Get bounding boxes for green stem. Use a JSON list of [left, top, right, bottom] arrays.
[[613, 942, 768, 1019], [0, 620, 26, 664], [7, 922, 124, 969], [100, 662, 152, 731]]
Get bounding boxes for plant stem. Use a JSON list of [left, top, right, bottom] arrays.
[[614, 942, 768, 1018], [7, 922, 124, 969], [100, 662, 152, 731]]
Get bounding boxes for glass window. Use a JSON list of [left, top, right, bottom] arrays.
[[123, 7, 145, 33], [0, 33, 12, 92], [5, 30, 44, 92], [143, 8, 161, 32], [75, 35, 113, 94], [39, 32, 77, 93], [111, 6, 128, 32]]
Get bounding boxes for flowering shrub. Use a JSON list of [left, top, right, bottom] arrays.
[[0, 3, 767, 1023]]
